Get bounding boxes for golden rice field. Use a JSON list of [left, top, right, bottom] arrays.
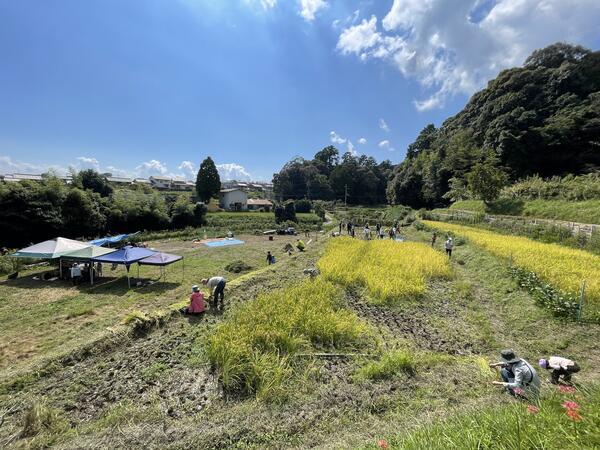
[[423, 221, 600, 304], [317, 237, 452, 304]]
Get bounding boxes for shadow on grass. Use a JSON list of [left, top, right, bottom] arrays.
[[0, 274, 180, 296]]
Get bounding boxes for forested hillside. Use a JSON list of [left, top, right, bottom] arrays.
[[387, 43, 600, 208]]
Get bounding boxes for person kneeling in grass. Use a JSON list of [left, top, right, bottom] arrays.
[[180, 285, 205, 315], [489, 349, 540, 400], [203, 276, 227, 311], [296, 239, 306, 252], [539, 356, 580, 385]]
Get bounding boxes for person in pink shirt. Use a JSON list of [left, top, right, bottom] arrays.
[[181, 285, 205, 315]]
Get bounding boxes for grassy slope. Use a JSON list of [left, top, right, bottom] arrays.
[[450, 199, 600, 224], [0, 225, 598, 449], [0, 233, 311, 379]]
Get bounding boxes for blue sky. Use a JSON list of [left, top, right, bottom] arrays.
[[1, 0, 599, 181]]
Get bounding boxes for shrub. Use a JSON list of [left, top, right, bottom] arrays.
[[295, 199, 312, 213]]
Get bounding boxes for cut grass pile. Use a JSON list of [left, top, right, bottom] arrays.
[[207, 278, 370, 401], [423, 221, 600, 308], [317, 237, 452, 304], [377, 384, 600, 449]]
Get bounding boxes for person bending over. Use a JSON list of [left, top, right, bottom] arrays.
[[539, 356, 580, 385], [202, 276, 227, 311], [489, 349, 540, 400]]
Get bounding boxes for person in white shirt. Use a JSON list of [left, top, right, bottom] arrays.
[[70, 263, 82, 286], [445, 237, 454, 258], [539, 356, 580, 384], [202, 276, 227, 311]]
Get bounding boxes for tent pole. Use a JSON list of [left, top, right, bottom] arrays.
[[59, 257, 62, 279], [91, 265, 94, 286]]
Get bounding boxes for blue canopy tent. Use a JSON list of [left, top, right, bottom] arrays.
[[91, 246, 156, 288], [88, 232, 140, 248], [138, 252, 184, 282]]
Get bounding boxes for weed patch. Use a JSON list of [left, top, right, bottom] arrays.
[[355, 350, 415, 381]]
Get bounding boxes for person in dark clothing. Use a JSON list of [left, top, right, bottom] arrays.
[[346, 221, 352, 235], [431, 232, 437, 247], [267, 251, 275, 265], [539, 357, 580, 384]]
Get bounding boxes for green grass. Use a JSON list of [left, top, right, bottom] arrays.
[[450, 199, 600, 224], [376, 384, 600, 449], [355, 350, 415, 381], [0, 234, 306, 378]]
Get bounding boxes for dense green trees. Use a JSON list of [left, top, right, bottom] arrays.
[[388, 43, 600, 208], [0, 171, 207, 247], [273, 147, 392, 205], [196, 157, 221, 203]]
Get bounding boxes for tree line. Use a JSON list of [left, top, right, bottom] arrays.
[[0, 170, 207, 248], [273, 146, 393, 205]]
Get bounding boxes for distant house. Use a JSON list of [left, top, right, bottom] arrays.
[[171, 178, 189, 191], [107, 176, 133, 185], [134, 178, 151, 186], [219, 189, 248, 211], [247, 198, 273, 212], [149, 176, 172, 190]]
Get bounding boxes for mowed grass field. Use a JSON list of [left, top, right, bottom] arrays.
[[0, 232, 317, 380]]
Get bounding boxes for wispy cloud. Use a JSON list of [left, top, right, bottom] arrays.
[[379, 118, 390, 132], [378, 140, 395, 151], [298, 0, 327, 22]]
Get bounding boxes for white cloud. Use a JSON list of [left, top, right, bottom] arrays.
[[298, 0, 327, 22], [178, 160, 196, 178], [378, 140, 395, 151], [0, 155, 43, 174], [358, 137, 367, 145], [135, 159, 168, 176], [347, 140, 357, 156], [378, 118, 390, 132], [260, 0, 277, 8], [216, 163, 252, 181], [337, 0, 600, 110], [330, 131, 347, 145], [76, 156, 100, 171]]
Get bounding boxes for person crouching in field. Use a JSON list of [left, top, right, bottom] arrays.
[[203, 276, 227, 311], [539, 356, 580, 385], [431, 232, 437, 247], [489, 349, 540, 400], [180, 285, 205, 315]]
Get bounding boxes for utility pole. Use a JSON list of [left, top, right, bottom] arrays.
[[344, 184, 348, 207]]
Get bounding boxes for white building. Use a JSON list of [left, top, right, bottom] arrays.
[[247, 198, 273, 212], [219, 189, 248, 211], [149, 176, 172, 190]]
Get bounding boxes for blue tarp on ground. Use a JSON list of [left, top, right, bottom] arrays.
[[138, 252, 182, 266], [89, 232, 140, 247], [90, 246, 156, 265], [204, 239, 245, 247]]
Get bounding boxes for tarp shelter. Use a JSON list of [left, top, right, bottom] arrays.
[[91, 246, 157, 288], [88, 232, 140, 247], [60, 246, 117, 285], [12, 238, 91, 259], [138, 252, 183, 281]]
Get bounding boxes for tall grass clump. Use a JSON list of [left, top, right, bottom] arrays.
[[317, 238, 452, 304], [423, 221, 600, 319], [385, 384, 600, 449], [355, 350, 415, 381], [207, 278, 370, 401]]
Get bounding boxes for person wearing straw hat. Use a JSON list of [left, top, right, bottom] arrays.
[[489, 349, 540, 399], [180, 285, 205, 315]]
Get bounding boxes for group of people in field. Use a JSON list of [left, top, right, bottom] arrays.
[[180, 276, 227, 316], [489, 349, 581, 400], [338, 220, 402, 241]]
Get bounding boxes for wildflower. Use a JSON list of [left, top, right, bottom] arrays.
[[513, 387, 525, 396], [377, 439, 389, 449], [526, 405, 540, 414], [566, 409, 582, 422], [562, 401, 580, 411], [558, 385, 576, 394]]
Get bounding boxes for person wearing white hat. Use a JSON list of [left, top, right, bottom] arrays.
[[444, 237, 454, 258], [180, 285, 205, 315]]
